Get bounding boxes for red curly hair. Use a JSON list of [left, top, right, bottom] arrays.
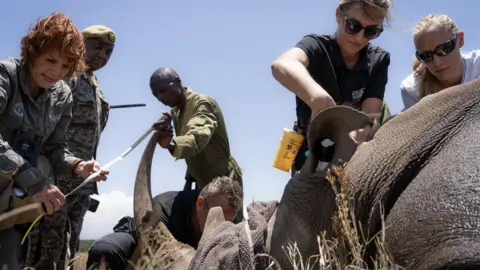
[[20, 12, 86, 79]]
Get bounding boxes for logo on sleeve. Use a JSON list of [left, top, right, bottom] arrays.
[[13, 103, 24, 118], [352, 88, 365, 102]]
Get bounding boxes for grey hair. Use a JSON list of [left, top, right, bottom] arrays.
[[199, 176, 243, 211]]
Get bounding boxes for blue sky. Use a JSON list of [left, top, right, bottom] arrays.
[[1, 1, 478, 239]]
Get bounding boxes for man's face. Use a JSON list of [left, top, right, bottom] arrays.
[[84, 38, 114, 71], [195, 194, 238, 233], [151, 78, 184, 108]]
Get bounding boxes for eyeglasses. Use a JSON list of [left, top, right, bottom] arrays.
[[415, 34, 458, 63], [339, 5, 384, 40]]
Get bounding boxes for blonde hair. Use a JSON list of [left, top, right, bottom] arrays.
[[340, 0, 392, 24], [412, 14, 459, 99]]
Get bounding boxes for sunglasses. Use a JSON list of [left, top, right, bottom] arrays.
[[339, 5, 384, 40], [415, 34, 458, 63]]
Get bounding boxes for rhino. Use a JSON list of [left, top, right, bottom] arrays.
[[128, 134, 225, 270], [130, 78, 480, 269], [269, 78, 480, 269]]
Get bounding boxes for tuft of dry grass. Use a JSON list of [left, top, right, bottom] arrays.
[[277, 164, 404, 270], [73, 252, 89, 270]]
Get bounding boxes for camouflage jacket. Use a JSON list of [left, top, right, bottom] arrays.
[[66, 73, 109, 161], [64, 73, 109, 192], [0, 58, 80, 201]]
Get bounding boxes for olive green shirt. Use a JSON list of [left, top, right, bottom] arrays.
[[170, 87, 242, 188]]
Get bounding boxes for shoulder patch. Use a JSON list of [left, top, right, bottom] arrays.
[[13, 102, 24, 118]]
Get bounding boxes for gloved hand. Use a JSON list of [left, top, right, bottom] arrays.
[[13, 164, 65, 215]]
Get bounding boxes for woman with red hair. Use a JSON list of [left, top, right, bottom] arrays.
[[0, 12, 109, 268]]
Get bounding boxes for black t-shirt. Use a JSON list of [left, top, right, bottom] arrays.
[[152, 189, 201, 248], [294, 34, 390, 130]]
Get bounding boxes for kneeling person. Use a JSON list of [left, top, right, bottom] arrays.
[[86, 176, 243, 269]]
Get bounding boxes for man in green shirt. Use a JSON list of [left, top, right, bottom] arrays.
[[149, 67, 243, 221]]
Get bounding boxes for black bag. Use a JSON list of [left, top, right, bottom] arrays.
[[113, 216, 136, 239]]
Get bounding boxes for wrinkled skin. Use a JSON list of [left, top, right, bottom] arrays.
[[130, 80, 480, 269], [267, 106, 375, 267], [269, 78, 480, 269], [128, 134, 224, 269]]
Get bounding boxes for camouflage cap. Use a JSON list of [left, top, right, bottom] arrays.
[[82, 25, 116, 45]]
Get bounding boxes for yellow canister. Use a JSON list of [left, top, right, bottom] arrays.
[[272, 127, 305, 172]]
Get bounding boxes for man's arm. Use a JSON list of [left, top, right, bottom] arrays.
[[41, 90, 82, 177], [171, 100, 218, 159], [271, 35, 336, 112]]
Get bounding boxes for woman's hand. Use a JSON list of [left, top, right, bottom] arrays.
[[74, 160, 109, 181]]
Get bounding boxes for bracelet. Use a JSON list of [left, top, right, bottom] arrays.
[[71, 159, 83, 176]]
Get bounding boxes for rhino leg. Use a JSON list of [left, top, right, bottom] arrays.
[[200, 206, 226, 243], [269, 106, 373, 268]]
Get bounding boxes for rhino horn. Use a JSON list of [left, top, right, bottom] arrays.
[[199, 206, 226, 243], [133, 133, 157, 234], [131, 134, 196, 269], [304, 105, 373, 173]]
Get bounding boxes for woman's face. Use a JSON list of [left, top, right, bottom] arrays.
[[335, 4, 384, 55], [414, 28, 464, 84], [29, 49, 73, 89]]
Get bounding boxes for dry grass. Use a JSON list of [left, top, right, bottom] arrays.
[[276, 164, 403, 270], [73, 252, 88, 270]]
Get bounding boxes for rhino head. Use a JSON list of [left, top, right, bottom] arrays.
[[268, 105, 375, 268], [130, 134, 226, 269], [269, 79, 480, 269]]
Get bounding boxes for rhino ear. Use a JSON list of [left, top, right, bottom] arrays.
[[200, 206, 225, 242], [304, 106, 373, 173]]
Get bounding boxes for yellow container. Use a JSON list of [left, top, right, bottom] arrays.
[[273, 127, 305, 172]]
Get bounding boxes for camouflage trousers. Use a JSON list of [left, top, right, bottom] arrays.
[[25, 176, 94, 270]]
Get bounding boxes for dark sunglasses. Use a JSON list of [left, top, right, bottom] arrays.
[[415, 34, 458, 63], [339, 5, 384, 40]]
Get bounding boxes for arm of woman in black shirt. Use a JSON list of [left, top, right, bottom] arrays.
[[271, 42, 336, 115]]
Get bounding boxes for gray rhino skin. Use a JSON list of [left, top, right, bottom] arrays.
[[130, 79, 480, 269], [269, 78, 480, 269]]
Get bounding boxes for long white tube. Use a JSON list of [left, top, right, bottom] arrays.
[[66, 126, 156, 197]]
